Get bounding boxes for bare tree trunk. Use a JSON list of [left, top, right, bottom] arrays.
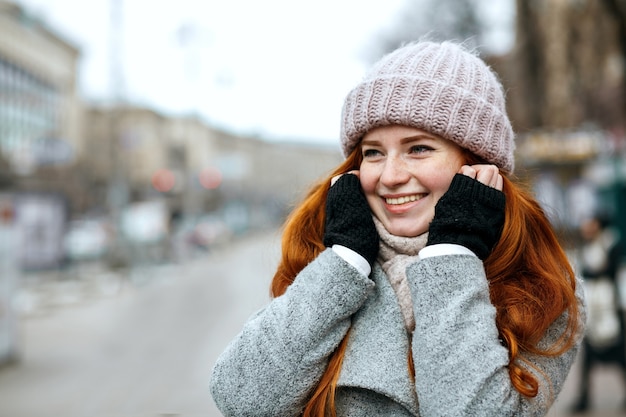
[[509, 0, 626, 133]]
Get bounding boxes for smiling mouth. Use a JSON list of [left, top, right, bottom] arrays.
[[384, 195, 424, 205]]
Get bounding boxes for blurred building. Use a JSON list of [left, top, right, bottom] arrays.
[[1, 0, 343, 270], [0, 1, 85, 270], [0, 0, 82, 185], [83, 105, 343, 233]]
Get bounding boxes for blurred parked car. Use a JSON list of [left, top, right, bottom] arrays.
[[63, 219, 111, 262], [169, 214, 233, 261], [188, 215, 233, 249]]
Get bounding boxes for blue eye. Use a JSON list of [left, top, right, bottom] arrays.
[[410, 145, 433, 154], [362, 148, 382, 158]]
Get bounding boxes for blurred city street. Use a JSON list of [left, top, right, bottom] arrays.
[[1, 1, 625, 416], [0, 228, 623, 416], [0, 229, 280, 417]]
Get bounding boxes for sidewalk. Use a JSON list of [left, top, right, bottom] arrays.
[[551, 351, 626, 416], [15, 260, 184, 318]]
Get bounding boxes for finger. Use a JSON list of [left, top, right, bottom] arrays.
[[478, 169, 503, 191], [480, 172, 503, 190], [458, 165, 477, 179], [494, 174, 504, 191], [472, 164, 500, 187], [331, 170, 360, 186], [475, 169, 497, 187]]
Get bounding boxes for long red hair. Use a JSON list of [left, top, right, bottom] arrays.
[[270, 147, 580, 416]]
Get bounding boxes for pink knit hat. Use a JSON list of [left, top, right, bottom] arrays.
[[340, 41, 516, 173]]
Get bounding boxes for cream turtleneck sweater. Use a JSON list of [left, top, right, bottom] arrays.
[[373, 217, 428, 333]]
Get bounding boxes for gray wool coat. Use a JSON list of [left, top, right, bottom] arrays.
[[210, 249, 585, 416]]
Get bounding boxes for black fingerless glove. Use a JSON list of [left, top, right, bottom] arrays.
[[426, 174, 505, 260], [323, 174, 379, 266]]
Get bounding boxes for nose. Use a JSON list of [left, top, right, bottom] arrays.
[[380, 155, 410, 188]]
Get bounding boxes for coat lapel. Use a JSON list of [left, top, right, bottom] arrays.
[[337, 264, 420, 415]]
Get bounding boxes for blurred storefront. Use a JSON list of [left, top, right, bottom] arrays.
[[0, 1, 84, 270], [517, 129, 626, 255]]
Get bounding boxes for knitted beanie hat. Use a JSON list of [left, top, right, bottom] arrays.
[[340, 41, 516, 173]]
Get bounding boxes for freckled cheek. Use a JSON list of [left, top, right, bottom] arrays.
[[358, 171, 378, 195], [359, 173, 380, 212], [426, 170, 458, 195]]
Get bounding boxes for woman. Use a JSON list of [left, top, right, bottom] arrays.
[[210, 41, 585, 416]]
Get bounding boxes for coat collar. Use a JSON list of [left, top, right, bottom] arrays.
[[337, 264, 420, 415]]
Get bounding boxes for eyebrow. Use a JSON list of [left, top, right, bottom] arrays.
[[361, 134, 439, 147]]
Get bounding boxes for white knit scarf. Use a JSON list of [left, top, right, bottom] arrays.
[[373, 217, 428, 333]]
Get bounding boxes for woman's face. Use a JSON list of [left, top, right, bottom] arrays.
[[359, 125, 466, 237]]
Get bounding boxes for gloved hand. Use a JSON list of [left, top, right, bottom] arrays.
[[426, 173, 505, 260], [323, 173, 379, 266]]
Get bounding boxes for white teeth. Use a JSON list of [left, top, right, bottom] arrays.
[[385, 195, 421, 205]]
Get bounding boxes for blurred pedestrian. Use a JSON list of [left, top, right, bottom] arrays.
[[572, 213, 625, 413], [210, 40, 585, 416]]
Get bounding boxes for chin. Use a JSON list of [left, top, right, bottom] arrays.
[[385, 222, 426, 238]]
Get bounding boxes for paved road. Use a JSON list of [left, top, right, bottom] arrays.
[[0, 230, 280, 417], [1, 229, 626, 416]]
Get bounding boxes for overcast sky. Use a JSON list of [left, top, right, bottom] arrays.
[[16, 0, 514, 146]]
